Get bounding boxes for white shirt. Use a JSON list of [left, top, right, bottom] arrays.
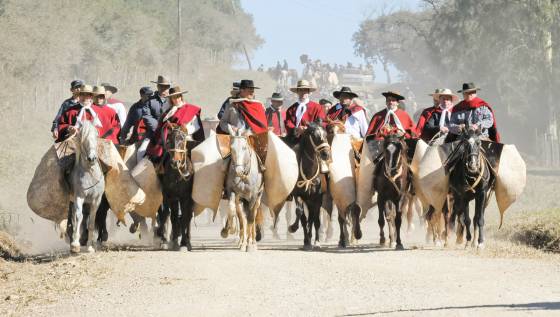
[[107, 101, 127, 127], [295, 99, 309, 128], [333, 104, 369, 138]]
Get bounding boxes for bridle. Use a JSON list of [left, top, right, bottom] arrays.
[[382, 139, 406, 194], [165, 127, 192, 180], [296, 128, 330, 192], [230, 135, 252, 183]]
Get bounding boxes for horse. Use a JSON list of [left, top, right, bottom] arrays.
[[288, 121, 332, 250], [68, 120, 105, 253], [222, 126, 264, 252], [373, 134, 411, 250], [324, 119, 363, 248], [447, 128, 494, 249], [158, 123, 196, 251]]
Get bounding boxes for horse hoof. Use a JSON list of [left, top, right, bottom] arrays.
[[240, 243, 247, 252], [288, 223, 299, 234], [247, 244, 257, 252], [435, 240, 444, 248], [179, 246, 189, 252], [256, 231, 262, 242], [87, 246, 95, 253], [354, 229, 363, 240], [70, 243, 81, 254], [390, 242, 397, 248], [220, 228, 229, 239], [160, 242, 169, 251], [338, 240, 347, 249], [313, 241, 322, 250], [477, 243, 485, 250], [129, 223, 139, 234], [302, 244, 313, 251], [379, 237, 386, 246], [395, 244, 404, 251]]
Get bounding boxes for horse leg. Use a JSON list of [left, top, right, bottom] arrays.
[[378, 197, 387, 246], [453, 196, 464, 246], [95, 194, 110, 246], [300, 204, 311, 251], [70, 197, 84, 253], [79, 204, 90, 246], [255, 205, 264, 243], [87, 195, 103, 253], [351, 203, 363, 242], [310, 199, 322, 249], [385, 200, 397, 248], [157, 202, 171, 250], [338, 212, 348, 248], [395, 199, 404, 250], [289, 197, 303, 233], [285, 200, 295, 239], [463, 202, 472, 248], [475, 190, 487, 249], [168, 199, 181, 250], [221, 193, 235, 238], [179, 198, 193, 252], [237, 198, 248, 252]]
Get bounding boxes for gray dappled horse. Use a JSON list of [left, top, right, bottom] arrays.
[[69, 120, 105, 253], [222, 126, 264, 252]]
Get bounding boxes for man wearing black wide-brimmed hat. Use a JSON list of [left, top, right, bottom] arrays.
[[448, 82, 500, 142], [120, 87, 154, 158], [366, 91, 415, 139], [143, 75, 172, 141], [326, 86, 368, 139], [218, 79, 268, 170]]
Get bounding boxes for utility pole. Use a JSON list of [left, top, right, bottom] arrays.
[[177, 0, 182, 79]]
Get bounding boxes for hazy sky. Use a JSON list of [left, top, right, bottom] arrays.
[[239, 0, 422, 81]]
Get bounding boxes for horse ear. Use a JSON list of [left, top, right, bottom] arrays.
[[314, 118, 323, 125]]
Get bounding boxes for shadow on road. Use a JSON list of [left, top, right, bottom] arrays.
[[339, 301, 560, 316]]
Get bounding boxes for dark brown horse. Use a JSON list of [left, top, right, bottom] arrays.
[[371, 134, 412, 250], [288, 121, 332, 250], [158, 124, 196, 251]]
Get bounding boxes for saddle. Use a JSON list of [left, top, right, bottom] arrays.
[[216, 132, 268, 171]]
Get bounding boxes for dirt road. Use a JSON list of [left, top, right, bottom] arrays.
[[1, 217, 559, 317]]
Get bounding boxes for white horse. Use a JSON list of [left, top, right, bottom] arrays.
[[69, 120, 105, 253]]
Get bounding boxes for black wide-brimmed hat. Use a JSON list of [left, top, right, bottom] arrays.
[[101, 82, 118, 94], [271, 92, 284, 101], [239, 79, 260, 89], [167, 86, 188, 98], [333, 86, 358, 99], [382, 91, 405, 101], [457, 82, 481, 93], [151, 75, 172, 86]]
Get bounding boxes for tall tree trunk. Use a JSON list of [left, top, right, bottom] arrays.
[[382, 58, 391, 84]]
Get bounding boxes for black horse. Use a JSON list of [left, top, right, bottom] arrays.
[[446, 128, 496, 249], [158, 124, 196, 251], [371, 134, 413, 250], [287, 121, 332, 250]]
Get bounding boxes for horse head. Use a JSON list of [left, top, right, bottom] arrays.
[[305, 120, 331, 163], [166, 123, 192, 176], [382, 133, 406, 179], [462, 127, 483, 174], [228, 126, 252, 179], [79, 120, 99, 164]]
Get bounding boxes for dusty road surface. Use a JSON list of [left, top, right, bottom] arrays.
[[1, 217, 559, 317]]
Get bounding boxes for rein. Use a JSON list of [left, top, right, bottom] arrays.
[[296, 133, 329, 192], [165, 129, 192, 180], [230, 135, 253, 185]]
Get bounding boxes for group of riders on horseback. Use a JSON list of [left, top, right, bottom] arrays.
[[50, 74, 503, 252]]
